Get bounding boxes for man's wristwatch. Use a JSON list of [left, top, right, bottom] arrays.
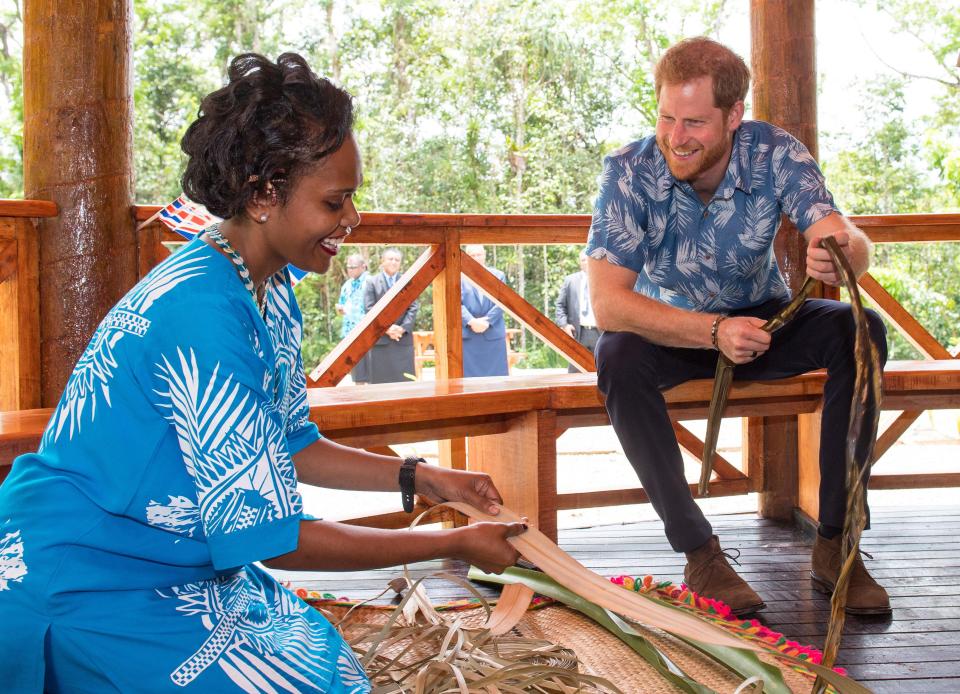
[[399, 456, 425, 513]]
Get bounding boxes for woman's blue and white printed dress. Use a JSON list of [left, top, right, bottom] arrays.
[[0, 236, 370, 693]]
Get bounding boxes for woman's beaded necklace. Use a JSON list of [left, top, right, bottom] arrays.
[[205, 224, 267, 316]]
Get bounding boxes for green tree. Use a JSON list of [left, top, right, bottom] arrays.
[[0, 0, 22, 197], [134, 0, 211, 203]]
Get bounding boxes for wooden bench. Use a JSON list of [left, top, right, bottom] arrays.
[[3, 361, 959, 540]]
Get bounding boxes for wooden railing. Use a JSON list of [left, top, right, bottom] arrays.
[[135, 208, 960, 513], [0, 200, 56, 411], [2, 202, 958, 522]]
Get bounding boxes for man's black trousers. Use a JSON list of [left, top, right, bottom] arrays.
[[595, 298, 887, 553]]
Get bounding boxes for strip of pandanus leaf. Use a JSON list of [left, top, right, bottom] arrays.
[[700, 276, 818, 495], [347, 573, 619, 693], [470, 566, 725, 694], [812, 236, 882, 694], [471, 564, 873, 694]]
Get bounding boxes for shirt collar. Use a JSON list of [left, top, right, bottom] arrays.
[[662, 125, 754, 201]]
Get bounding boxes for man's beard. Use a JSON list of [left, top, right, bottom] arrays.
[[657, 136, 729, 182]]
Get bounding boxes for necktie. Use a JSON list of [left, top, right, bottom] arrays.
[[580, 279, 591, 318]]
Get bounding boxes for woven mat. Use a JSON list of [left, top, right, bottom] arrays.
[[317, 601, 819, 693]]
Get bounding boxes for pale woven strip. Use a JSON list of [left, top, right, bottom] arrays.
[[329, 574, 620, 693]]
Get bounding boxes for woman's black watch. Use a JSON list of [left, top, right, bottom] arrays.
[[399, 456, 425, 513]]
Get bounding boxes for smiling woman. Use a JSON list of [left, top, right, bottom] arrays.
[[0, 52, 527, 694]]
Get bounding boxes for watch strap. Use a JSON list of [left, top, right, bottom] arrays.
[[399, 456, 424, 513]]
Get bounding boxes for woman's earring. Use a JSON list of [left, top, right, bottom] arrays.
[[259, 213, 269, 223], [344, 226, 352, 236]]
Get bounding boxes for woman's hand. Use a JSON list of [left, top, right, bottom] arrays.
[[452, 521, 527, 574], [416, 464, 504, 516]]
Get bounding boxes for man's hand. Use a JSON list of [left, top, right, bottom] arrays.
[[717, 316, 770, 364], [335, 305, 346, 316], [806, 230, 851, 286], [386, 324, 404, 341], [468, 317, 490, 334], [562, 324, 576, 338], [415, 464, 504, 516]]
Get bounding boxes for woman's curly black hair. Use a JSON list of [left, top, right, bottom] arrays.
[[181, 53, 354, 220]]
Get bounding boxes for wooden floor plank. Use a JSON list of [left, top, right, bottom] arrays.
[[861, 679, 960, 694]]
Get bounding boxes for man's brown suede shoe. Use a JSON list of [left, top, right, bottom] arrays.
[[684, 535, 765, 616], [810, 534, 891, 616]]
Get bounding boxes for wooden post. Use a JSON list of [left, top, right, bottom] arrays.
[[432, 232, 464, 383], [22, 0, 137, 406], [433, 231, 467, 524], [749, 0, 818, 520], [469, 410, 558, 542]]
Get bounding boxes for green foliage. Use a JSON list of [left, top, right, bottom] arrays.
[[822, 2, 960, 358], [2, 0, 958, 370], [134, 1, 213, 203], [0, 1, 23, 197]]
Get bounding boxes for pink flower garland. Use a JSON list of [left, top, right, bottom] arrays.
[[609, 574, 847, 678]]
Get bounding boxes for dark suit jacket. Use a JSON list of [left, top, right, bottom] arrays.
[[364, 271, 419, 346], [555, 270, 586, 332], [461, 268, 506, 342]]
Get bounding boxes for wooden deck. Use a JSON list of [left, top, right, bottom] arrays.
[[277, 504, 960, 693]]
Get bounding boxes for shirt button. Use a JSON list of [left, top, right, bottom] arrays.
[[704, 254, 713, 260], [702, 210, 709, 218]]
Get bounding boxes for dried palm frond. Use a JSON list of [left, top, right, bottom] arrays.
[[813, 236, 883, 693], [335, 572, 622, 693]]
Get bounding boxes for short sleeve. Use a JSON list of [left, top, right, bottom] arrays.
[[147, 300, 302, 570], [585, 154, 649, 275], [285, 347, 321, 455], [770, 128, 840, 232]]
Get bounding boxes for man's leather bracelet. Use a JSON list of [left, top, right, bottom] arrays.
[[710, 314, 728, 350], [399, 456, 425, 513]]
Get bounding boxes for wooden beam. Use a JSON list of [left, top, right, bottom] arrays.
[[555, 478, 753, 511], [850, 213, 960, 243], [871, 410, 922, 463], [868, 473, 960, 490], [797, 407, 822, 521], [858, 272, 953, 360], [672, 422, 746, 481], [0, 200, 58, 217], [23, 0, 137, 405], [137, 220, 173, 280], [746, 414, 799, 521], [432, 236, 463, 381], [309, 246, 443, 386], [750, 1, 818, 522]]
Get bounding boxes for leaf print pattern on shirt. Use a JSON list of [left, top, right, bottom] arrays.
[[161, 569, 369, 692], [154, 348, 301, 538], [43, 244, 208, 446], [586, 121, 839, 312], [0, 523, 27, 591], [146, 495, 201, 537]]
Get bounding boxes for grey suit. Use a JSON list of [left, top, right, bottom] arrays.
[[555, 270, 599, 371], [364, 271, 419, 383]]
